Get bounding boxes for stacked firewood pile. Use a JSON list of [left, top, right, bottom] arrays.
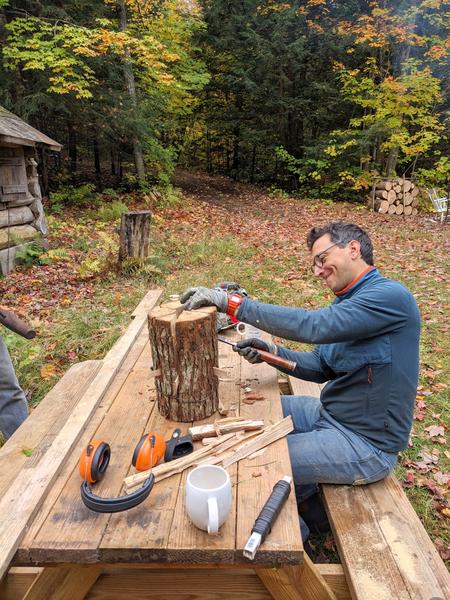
[[368, 179, 420, 216]]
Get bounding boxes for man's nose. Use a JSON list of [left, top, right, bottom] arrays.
[[313, 263, 325, 276]]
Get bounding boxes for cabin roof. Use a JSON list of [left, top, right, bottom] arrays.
[[0, 106, 62, 151]]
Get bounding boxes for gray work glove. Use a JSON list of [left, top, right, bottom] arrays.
[[233, 338, 278, 364], [180, 287, 228, 312]]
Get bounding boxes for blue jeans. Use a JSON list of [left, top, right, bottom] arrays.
[[282, 395, 398, 541], [0, 336, 28, 439]]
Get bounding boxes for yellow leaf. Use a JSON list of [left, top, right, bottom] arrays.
[[442, 508, 450, 518], [41, 364, 58, 379]]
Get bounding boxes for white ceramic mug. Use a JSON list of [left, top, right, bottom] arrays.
[[185, 464, 232, 534]]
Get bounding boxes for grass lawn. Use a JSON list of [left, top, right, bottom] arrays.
[[1, 170, 449, 564]]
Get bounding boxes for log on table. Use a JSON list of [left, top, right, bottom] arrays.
[[148, 302, 219, 422], [118, 210, 151, 262]]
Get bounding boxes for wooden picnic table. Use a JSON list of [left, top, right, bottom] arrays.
[[0, 290, 338, 600]]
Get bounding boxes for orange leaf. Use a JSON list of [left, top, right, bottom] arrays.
[[40, 364, 58, 379]]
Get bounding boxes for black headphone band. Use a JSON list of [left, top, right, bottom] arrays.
[[80, 474, 155, 513], [131, 434, 148, 467], [91, 442, 110, 482]]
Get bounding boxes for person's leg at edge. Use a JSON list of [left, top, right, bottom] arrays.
[[0, 336, 28, 439]]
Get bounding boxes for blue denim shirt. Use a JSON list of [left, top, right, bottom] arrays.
[[237, 269, 421, 452]]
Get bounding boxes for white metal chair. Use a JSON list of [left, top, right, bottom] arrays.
[[426, 188, 449, 223]]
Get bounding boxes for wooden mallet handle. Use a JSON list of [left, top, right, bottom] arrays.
[[256, 349, 296, 372]]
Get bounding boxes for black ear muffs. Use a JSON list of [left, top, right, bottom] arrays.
[[79, 439, 154, 513]]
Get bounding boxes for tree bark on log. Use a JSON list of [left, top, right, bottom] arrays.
[[118, 211, 151, 262], [148, 303, 219, 422]]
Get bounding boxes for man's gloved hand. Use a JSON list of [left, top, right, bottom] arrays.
[[180, 287, 228, 312], [233, 338, 278, 364]]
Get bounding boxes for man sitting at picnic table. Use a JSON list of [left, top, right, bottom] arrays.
[[181, 221, 421, 544]]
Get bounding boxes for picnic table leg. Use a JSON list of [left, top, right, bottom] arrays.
[[256, 556, 338, 600], [22, 565, 102, 600]]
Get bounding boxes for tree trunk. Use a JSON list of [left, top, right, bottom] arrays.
[[67, 120, 77, 176], [250, 144, 256, 183], [93, 134, 101, 179], [148, 303, 219, 422], [118, 211, 151, 262], [118, 0, 146, 181]]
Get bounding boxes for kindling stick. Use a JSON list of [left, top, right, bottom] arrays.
[[123, 416, 293, 493]]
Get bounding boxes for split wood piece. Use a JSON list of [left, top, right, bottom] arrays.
[[221, 418, 293, 468], [374, 199, 389, 213], [388, 204, 397, 215], [124, 417, 293, 492], [403, 180, 412, 192], [375, 181, 393, 191], [0, 288, 162, 581], [404, 192, 413, 205], [404, 205, 413, 216], [124, 432, 238, 491], [148, 302, 219, 422], [118, 210, 151, 262], [189, 419, 265, 441]]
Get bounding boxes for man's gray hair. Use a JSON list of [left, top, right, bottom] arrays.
[[306, 222, 374, 265]]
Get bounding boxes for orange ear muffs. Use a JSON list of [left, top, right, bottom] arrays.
[[132, 432, 166, 472], [78, 440, 110, 484], [79, 439, 154, 513]]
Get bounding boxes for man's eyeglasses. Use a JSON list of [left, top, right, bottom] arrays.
[[310, 242, 341, 273]]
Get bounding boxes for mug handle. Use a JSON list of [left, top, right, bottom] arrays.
[[207, 497, 219, 534]]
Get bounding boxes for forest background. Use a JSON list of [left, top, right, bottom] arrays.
[[0, 0, 449, 565], [0, 0, 449, 194]]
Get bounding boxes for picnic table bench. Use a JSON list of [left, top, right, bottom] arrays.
[[0, 290, 342, 600], [287, 376, 450, 600]]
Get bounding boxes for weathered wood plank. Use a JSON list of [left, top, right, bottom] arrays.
[[27, 340, 160, 564], [0, 564, 351, 600], [165, 336, 240, 563], [17, 330, 150, 561], [0, 361, 102, 499], [23, 565, 102, 600], [257, 558, 337, 600], [236, 350, 302, 564], [0, 289, 162, 579]]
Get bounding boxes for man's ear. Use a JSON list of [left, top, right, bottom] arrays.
[[349, 240, 361, 259]]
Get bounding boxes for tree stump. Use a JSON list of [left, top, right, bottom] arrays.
[[118, 210, 151, 261], [148, 302, 219, 422]]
